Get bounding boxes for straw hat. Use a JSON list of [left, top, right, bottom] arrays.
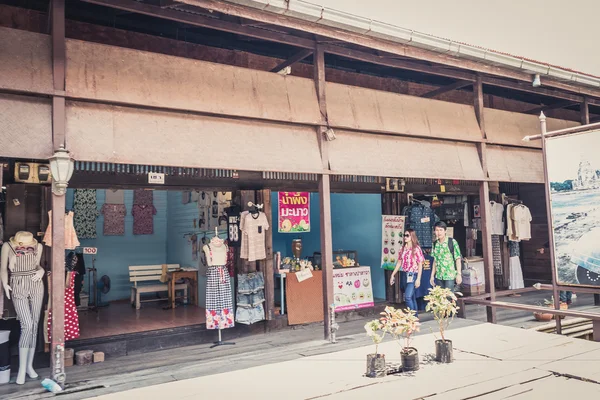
[[9, 231, 37, 247]]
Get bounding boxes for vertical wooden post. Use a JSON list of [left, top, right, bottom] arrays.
[[539, 113, 562, 334], [473, 76, 496, 323], [50, 0, 67, 385], [581, 98, 590, 125], [314, 45, 334, 341], [257, 189, 274, 321]]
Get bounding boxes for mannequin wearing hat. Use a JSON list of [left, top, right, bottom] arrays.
[[0, 231, 45, 385]]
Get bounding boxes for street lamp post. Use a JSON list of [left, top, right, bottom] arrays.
[[48, 145, 74, 385]]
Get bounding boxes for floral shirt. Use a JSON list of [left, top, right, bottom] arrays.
[[101, 204, 126, 236], [432, 237, 461, 280], [73, 189, 99, 239], [132, 204, 157, 235], [400, 246, 425, 273]]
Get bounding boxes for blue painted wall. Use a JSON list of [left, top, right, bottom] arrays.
[[271, 192, 385, 300], [66, 189, 168, 302]]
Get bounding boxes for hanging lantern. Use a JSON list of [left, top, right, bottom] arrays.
[[48, 145, 74, 196]]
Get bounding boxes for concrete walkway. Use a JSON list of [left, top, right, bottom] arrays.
[[92, 323, 600, 400]]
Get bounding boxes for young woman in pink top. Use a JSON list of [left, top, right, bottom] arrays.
[[389, 229, 425, 314]]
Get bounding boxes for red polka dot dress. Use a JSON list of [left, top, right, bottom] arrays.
[[48, 272, 80, 341]]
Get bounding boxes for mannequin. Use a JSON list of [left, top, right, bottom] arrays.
[[203, 229, 234, 331], [0, 231, 45, 385]]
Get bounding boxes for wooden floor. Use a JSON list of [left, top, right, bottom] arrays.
[[77, 300, 206, 340]]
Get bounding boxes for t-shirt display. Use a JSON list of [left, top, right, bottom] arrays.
[[100, 204, 126, 236], [133, 189, 153, 206], [105, 189, 125, 205], [402, 203, 440, 248], [73, 189, 99, 239], [132, 204, 157, 235], [240, 211, 270, 262], [512, 205, 532, 241], [490, 201, 505, 235], [225, 205, 242, 248]]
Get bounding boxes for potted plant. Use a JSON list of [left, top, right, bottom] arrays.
[[424, 286, 459, 363], [364, 320, 386, 378], [380, 306, 421, 372]]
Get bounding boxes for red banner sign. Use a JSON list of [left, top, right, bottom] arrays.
[[278, 192, 310, 233]]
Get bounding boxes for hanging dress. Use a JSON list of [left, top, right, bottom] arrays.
[[47, 271, 80, 341], [42, 211, 80, 249], [204, 242, 234, 330]]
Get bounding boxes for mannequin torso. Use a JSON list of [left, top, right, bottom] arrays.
[[203, 238, 228, 267]]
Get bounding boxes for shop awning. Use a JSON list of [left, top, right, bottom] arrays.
[[65, 101, 324, 174], [0, 94, 53, 160], [328, 130, 485, 180], [486, 145, 544, 183]]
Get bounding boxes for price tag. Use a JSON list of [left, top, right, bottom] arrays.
[[440, 185, 446, 193], [148, 172, 165, 184], [83, 247, 97, 255]]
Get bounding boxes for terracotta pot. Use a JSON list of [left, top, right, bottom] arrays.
[[401, 347, 420, 371], [435, 339, 453, 363], [534, 312, 553, 321], [366, 353, 386, 378]]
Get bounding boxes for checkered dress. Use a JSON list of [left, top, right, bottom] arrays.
[[205, 266, 234, 330]]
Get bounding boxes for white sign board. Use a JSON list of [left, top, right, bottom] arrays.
[[333, 266, 374, 312], [148, 172, 165, 184], [83, 247, 97, 255]]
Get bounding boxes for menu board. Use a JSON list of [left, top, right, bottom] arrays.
[[381, 215, 406, 271]]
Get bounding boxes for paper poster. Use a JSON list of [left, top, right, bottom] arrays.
[[333, 267, 374, 312], [278, 192, 310, 233], [381, 215, 406, 271], [547, 130, 600, 287]]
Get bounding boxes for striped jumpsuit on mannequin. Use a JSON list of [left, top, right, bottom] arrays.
[[8, 244, 44, 349]]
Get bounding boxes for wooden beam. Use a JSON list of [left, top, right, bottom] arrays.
[[473, 75, 496, 323], [421, 80, 472, 98], [83, 0, 314, 49], [314, 45, 334, 341], [524, 101, 579, 115], [270, 49, 313, 73], [176, 0, 600, 99], [581, 97, 590, 125]]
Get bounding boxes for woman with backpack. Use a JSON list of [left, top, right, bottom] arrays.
[[389, 229, 425, 314]]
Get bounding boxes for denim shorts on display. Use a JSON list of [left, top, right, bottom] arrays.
[[235, 303, 265, 325], [237, 289, 265, 307], [237, 272, 265, 294]]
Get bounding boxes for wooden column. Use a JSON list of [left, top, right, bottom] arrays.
[[50, 0, 67, 385], [474, 75, 497, 323], [581, 98, 590, 125], [257, 189, 274, 320], [539, 113, 562, 334], [314, 45, 334, 341]]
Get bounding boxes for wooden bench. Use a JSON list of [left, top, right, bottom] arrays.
[[129, 264, 189, 310]]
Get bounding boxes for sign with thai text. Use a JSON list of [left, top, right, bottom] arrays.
[[381, 215, 406, 271], [333, 266, 374, 312], [148, 172, 165, 184], [278, 192, 310, 233]]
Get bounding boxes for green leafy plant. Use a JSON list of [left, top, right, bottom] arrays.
[[364, 320, 386, 355], [379, 306, 420, 354], [424, 286, 460, 342]]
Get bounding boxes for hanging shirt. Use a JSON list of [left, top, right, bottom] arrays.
[[402, 204, 439, 249], [431, 237, 461, 281], [240, 211, 269, 262], [100, 204, 126, 236], [43, 211, 81, 249], [512, 205, 532, 241], [197, 191, 211, 230], [490, 201, 505, 235], [225, 205, 242, 248], [133, 189, 153, 206], [73, 189, 99, 239], [105, 189, 125, 205], [132, 204, 157, 235]]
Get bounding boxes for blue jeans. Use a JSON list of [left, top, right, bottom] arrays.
[[401, 272, 418, 314], [435, 279, 455, 290]]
